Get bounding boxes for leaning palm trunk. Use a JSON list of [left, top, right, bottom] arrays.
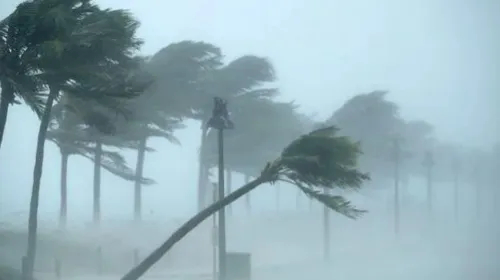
[[134, 137, 147, 222], [23, 86, 59, 280], [93, 141, 102, 225], [59, 151, 69, 228], [0, 85, 14, 149], [121, 176, 266, 280], [120, 126, 369, 280], [244, 174, 251, 214]]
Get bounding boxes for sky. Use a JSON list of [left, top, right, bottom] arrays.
[[0, 0, 498, 223]]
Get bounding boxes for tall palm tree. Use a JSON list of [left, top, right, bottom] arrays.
[[326, 91, 404, 178], [195, 55, 277, 210], [0, 4, 46, 149], [121, 126, 370, 280], [116, 109, 183, 222], [18, 1, 145, 278], [130, 42, 222, 219], [138, 41, 223, 212], [202, 100, 313, 211]]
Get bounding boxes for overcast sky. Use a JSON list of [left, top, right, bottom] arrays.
[[0, 0, 498, 223]]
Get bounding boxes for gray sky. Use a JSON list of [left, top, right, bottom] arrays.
[[0, 0, 498, 222]]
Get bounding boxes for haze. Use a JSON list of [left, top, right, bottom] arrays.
[[0, 0, 498, 280]]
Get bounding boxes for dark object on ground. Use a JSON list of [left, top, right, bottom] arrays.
[[0, 265, 30, 280]]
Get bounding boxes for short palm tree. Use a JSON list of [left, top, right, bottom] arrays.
[[47, 97, 155, 227], [121, 126, 370, 280]]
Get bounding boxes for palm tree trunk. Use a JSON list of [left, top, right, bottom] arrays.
[[59, 152, 69, 229], [197, 126, 208, 211], [244, 174, 251, 214], [0, 85, 14, 149], [453, 170, 459, 222], [23, 86, 58, 280], [134, 138, 147, 222], [393, 139, 400, 236], [226, 169, 232, 215], [93, 141, 102, 226], [295, 188, 301, 209], [120, 175, 266, 280], [476, 176, 481, 220], [323, 188, 330, 260], [276, 184, 280, 211], [426, 165, 433, 227]]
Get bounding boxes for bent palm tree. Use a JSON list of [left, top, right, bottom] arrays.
[[202, 100, 313, 210], [143, 41, 223, 210], [0, 5, 46, 149], [22, 1, 144, 279], [195, 55, 277, 210], [121, 126, 370, 280], [47, 100, 155, 227]]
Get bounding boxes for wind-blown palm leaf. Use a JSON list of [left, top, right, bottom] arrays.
[[297, 187, 365, 218], [78, 148, 155, 185], [0, 3, 47, 116], [145, 40, 222, 119], [275, 126, 369, 191]]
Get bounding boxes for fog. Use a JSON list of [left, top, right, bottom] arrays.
[[0, 0, 499, 279]]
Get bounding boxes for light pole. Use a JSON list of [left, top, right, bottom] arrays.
[[207, 97, 233, 280]]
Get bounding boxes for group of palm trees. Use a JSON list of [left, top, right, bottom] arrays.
[[1, 1, 498, 280], [0, 1, 369, 279]]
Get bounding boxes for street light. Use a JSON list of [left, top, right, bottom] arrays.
[[207, 97, 233, 280]]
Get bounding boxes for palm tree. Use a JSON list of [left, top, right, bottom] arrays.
[[47, 98, 153, 227], [326, 91, 404, 178], [121, 126, 370, 280], [136, 40, 223, 212], [116, 106, 183, 222], [130, 42, 222, 219], [0, 4, 45, 149], [202, 100, 314, 212], [20, 1, 145, 278], [194, 55, 276, 210]]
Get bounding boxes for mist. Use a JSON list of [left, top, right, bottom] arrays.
[[0, 0, 499, 280]]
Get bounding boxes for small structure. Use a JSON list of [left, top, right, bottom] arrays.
[[225, 252, 251, 280]]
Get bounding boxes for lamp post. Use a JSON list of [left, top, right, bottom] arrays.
[[207, 97, 234, 280]]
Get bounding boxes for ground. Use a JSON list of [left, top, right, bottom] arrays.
[[2, 203, 498, 280]]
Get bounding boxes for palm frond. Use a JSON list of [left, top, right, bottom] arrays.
[[78, 146, 155, 185], [298, 186, 366, 219], [258, 125, 370, 218]]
